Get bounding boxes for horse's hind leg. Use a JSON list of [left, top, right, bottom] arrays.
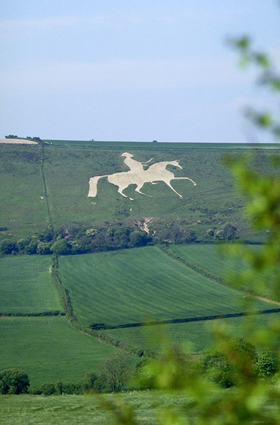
[[135, 183, 151, 197], [117, 185, 134, 201]]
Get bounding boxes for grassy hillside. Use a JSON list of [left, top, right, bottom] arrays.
[[0, 316, 115, 389], [0, 256, 60, 314], [1, 140, 279, 242], [42, 142, 244, 234], [0, 144, 48, 239], [58, 246, 269, 327]]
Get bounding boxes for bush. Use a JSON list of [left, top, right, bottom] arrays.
[[40, 383, 55, 395], [0, 369, 30, 394], [50, 239, 70, 255], [37, 241, 52, 255], [0, 239, 17, 255], [255, 352, 279, 378]]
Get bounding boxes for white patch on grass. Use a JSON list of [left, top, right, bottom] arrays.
[[88, 152, 196, 200], [0, 138, 38, 144]]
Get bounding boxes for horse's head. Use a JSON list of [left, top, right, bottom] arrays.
[[170, 160, 182, 169]]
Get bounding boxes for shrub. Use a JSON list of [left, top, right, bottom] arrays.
[[0, 239, 17, 255], [0, 369, 30, 394], [255, 352, 279, 378], [50, 239, 70, 255], [40, 383, 55, 395]]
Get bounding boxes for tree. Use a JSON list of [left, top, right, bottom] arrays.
[[0, 369, 30, 394], [255, 352, 279, 378], [50, 239, 70, 255], [82, 372, 100, 393], [40, 383, 55, 396], [129, 230, 149, 247], [0, 239, 16, 255], [101, 351, 133, 392]]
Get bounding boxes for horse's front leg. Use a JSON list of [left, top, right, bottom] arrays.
[[165, 181, 183, 198]]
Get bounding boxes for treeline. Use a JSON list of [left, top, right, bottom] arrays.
[[5, 135, 42, 144], [0, 222, 199, 257], [2, 337, 279, 396], [0, 311, 64, 317]]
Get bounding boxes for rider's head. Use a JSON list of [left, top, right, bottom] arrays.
[[121, 152, 133, 158]]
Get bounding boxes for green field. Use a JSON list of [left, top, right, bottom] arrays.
[[170, 244, 242, 280], [1, 388, 279, 425], [0, 256, 60, 314], [58, 246, 269, 327], [0, 391, 190, 425], [0, 316, 115, 389], [103, 312, 280, 353]]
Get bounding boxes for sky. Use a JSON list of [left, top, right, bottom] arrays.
[[0, 0, 279, 142]]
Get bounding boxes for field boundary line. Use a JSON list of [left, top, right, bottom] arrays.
[[40, 143, 54, 233], [0, 311, 64, 317], [159, 244, 227, 287], [95, 308, 280, 330]]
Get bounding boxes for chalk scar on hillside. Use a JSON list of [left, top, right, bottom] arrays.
[[88, 152, 196, 200], [0, 138, 38, 145]]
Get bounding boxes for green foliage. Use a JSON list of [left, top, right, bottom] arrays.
[[51, 238, 70, 255], [36, 241, 52, 255], [40, 383, 55, 396], [0, 368, 29, 394], [255, 352, 279, 378], [0, 239, 16, 255], [82, 372, 99, 393], [100, 351, 134, 393]]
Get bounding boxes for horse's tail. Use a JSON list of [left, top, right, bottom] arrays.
[[88, 175, 107, 197]]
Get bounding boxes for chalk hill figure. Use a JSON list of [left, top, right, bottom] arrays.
[[88, 152, 196, 200]]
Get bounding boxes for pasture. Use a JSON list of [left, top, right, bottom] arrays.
[[0, 316, 115, 389], [58, 246, 269, 327], [0, 256, 60, 314]]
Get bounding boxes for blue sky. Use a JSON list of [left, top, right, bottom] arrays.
[[0, 0, 279, 142]]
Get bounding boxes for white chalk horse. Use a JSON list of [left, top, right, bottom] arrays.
[[88, 153, 196, 200]]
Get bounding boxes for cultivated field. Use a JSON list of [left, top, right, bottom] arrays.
[[0, 256, 60, 314], [58, 246, 269, 327], [0, 316, 115, 389]]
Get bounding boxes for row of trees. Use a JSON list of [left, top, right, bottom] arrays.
[[2, 339, 278, 396], [0, 351, 133, 396], [0, 222, 201, 257]]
